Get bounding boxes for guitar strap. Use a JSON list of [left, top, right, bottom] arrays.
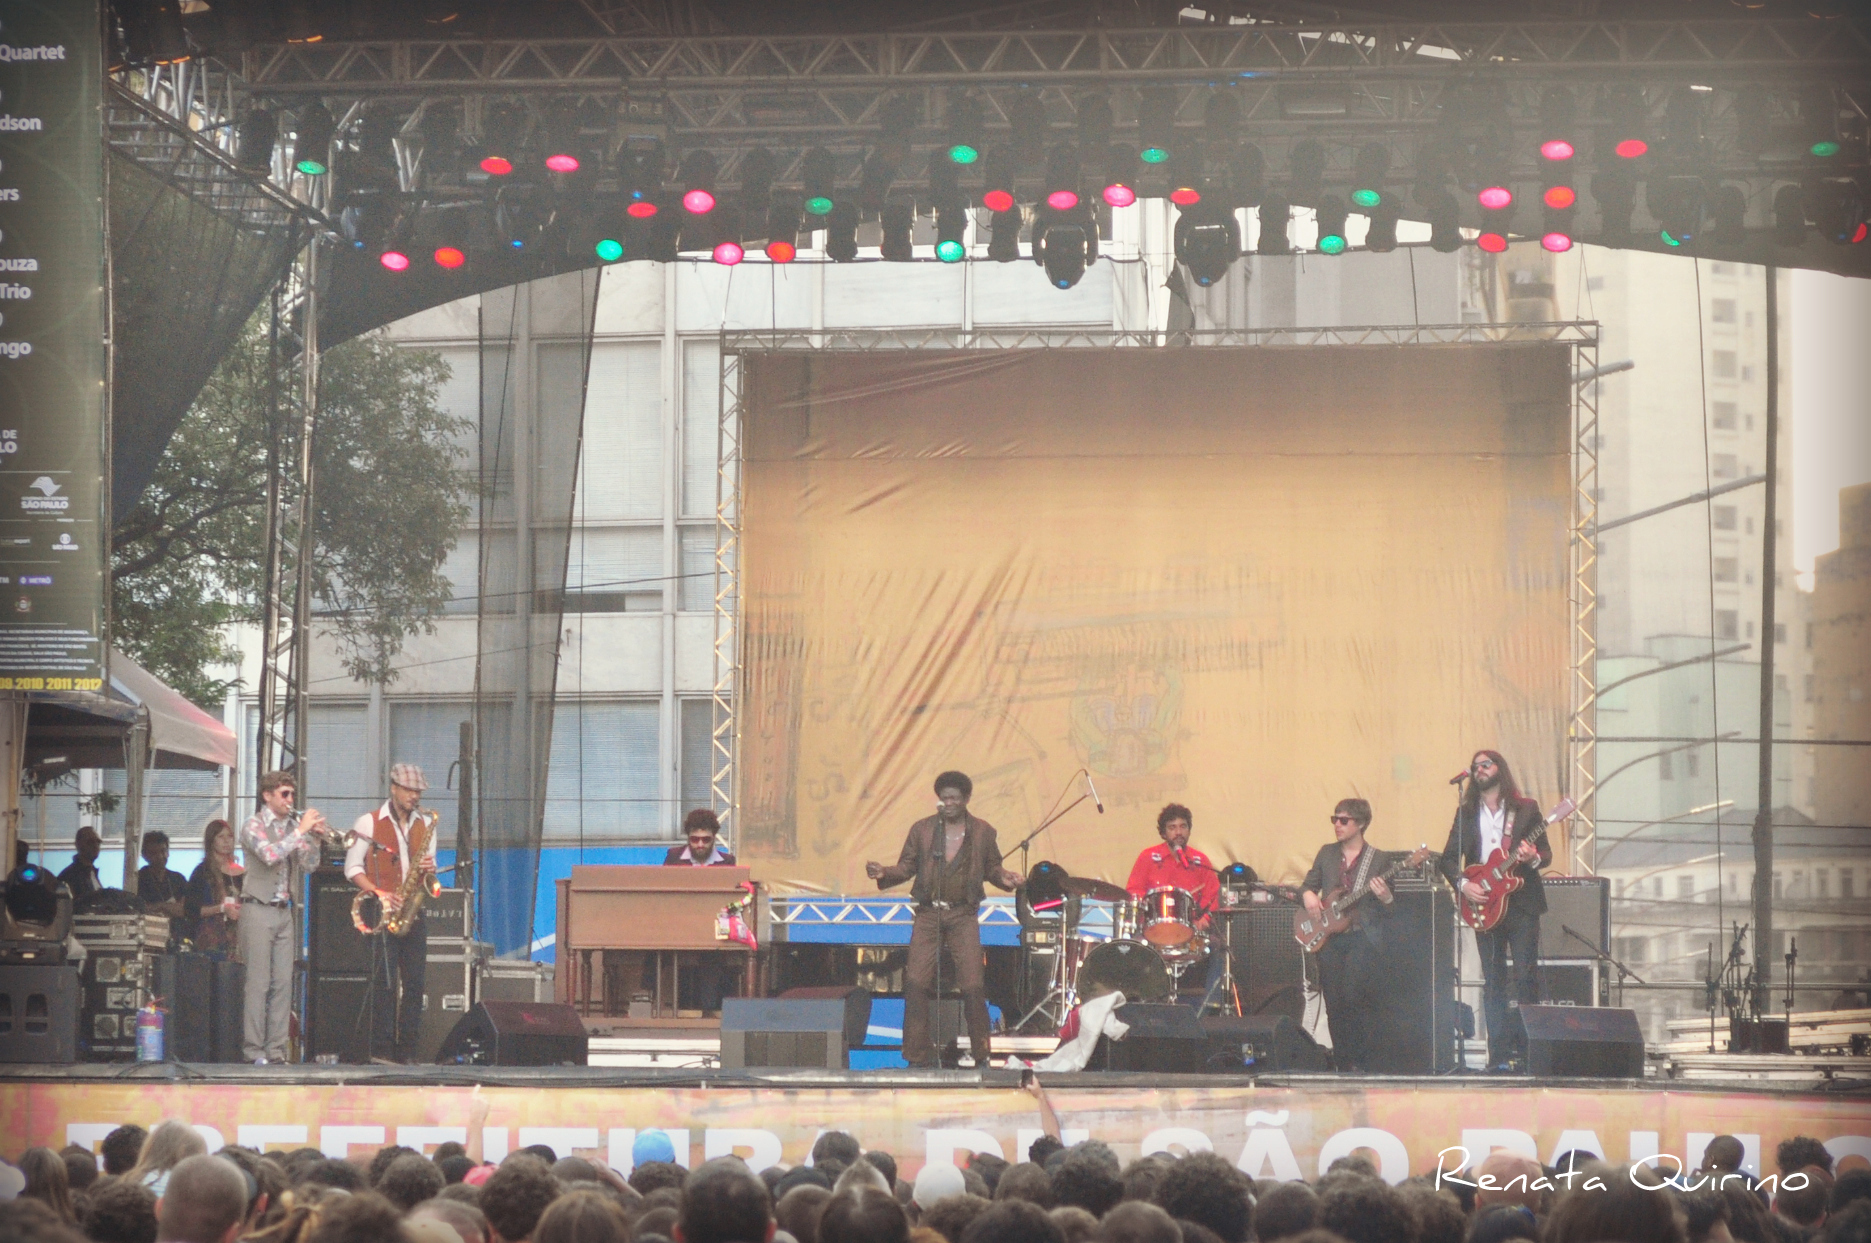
[[1349, 842, 1377, 896]]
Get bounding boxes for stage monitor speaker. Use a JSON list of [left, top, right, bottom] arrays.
[[1540, 877, 1609, 957], [437, 1001, 588, 1067], [0, 964, 79, 1063], [1228, 899, 1308, 1023], [721, 995, 864, 1069], [1102, 1003, 1208, 1073], [308, 867, 373, 975], [1514, 1004, 1644, 1078], [152, 955, 212, 1062], [210, 959, 244, 1063], [307, 974, 372, 1065], [774, 987, 874, 1051], [1200, 1014, 1330, 1073]]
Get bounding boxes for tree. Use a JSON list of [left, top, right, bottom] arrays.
[[112, 319, 472, 707]]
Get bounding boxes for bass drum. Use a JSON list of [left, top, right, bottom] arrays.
[[1075, 939, 1171, 1004]]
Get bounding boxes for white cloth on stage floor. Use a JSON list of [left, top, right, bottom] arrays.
[[1036, 991, 1130, 1072]]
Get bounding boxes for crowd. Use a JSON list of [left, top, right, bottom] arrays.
[[1, 1116, 1866, 1243]]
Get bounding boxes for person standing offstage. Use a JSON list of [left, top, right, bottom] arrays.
[[347, 763, 438, 1064], [1437, 750, 1550, 1071], [866, 771, 1023, 1068], [239, 770, 326, 1065], [1299, 798, 1393, 1072], [1126, 803, 1225, 1006], [57, 825, 103, 899]]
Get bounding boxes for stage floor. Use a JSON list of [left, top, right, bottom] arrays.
[[4, 1059, 1867, 1184]]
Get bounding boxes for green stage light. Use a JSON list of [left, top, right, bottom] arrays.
[[948, 143, 980, 165], [936, 238, 966, 263], [1318, 234, 1346, 254], [1811, 140, 1841, 157], [806, 195, 834, 216], [1140, 146, 1170, 165], [595, 237, 624, 262], [1661, 229, 1683, 247], [1350, 188, 1381, 208]]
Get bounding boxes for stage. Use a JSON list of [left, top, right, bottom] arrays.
[[4, 1061, 1867, 1182]]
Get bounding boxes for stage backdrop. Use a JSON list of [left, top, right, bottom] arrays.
[[738, 344, 1574, 894]]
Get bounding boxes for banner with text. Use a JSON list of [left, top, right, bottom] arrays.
[[0, 0, 107, 690]]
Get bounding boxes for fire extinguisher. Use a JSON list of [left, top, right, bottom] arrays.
[[136, 1000, 165, 1063]]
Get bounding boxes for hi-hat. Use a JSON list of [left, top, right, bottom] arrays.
[[1060, 876, 1130, 904]]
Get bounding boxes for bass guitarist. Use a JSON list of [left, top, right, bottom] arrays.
[[1300, 798, 1393, 1072], [1437, 750, 1551, 1072]]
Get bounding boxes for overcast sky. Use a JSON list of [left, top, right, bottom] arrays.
[[1792, 271, 1871, 586]]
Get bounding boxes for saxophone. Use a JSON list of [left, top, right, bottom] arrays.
[[351, 810, 443, 937]]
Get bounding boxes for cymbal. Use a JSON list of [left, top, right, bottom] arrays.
[[1060, 876, 1130, 903]]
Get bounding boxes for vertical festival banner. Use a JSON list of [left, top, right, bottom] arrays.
[[0, 0, 106, 691]]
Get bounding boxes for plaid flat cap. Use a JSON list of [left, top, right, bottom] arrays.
[[388, 762, 428, 792]]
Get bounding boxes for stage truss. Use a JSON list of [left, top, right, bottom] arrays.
[[712, 321, 1602, 871]]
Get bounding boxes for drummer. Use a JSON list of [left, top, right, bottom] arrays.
[[1125, 803, 1226, 1006]]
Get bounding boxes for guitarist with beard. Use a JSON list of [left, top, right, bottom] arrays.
[[1438, 750, 1552, 1071], [1300, 798, 1394, 1072]]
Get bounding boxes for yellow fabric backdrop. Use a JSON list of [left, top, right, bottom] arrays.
[[738, 345, 1573, 894]]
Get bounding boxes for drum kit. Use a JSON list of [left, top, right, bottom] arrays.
[[1014, 865, 1232, 1033]]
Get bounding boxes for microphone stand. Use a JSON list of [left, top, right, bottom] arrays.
[[1561, 923, 1646, 1006], [1006, 783, 1096, 878]]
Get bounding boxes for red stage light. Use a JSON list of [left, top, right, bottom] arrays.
[[1046, 189, 1080, 211], [1477, 186, 1513, 211], [712, 241, 744, 266], [1854, 222, 1868, 244], [1477, 232, 1508, 253], [1541, 232, 1573, 253], [379, 250, 410, 271], [766, 239, 797, 263], [433, 246, 466, 269], [1543, 185, 1577, 210], [1103, 183, 1137, 208], [545, 153, 580, 173], [683, 188, 716, 214], [1169, 186, 1202, 206], [982, 189, 1015, 213], [626, 200, 659, 219], [1615, 138, 1648, 159], [1540, 139, 1575, 161], [479, 155, 513, 176]]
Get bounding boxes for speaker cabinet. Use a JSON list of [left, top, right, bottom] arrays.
[[720, 995, 869, 1069], [1227, 899, 1309, 1023], [1101, 1003, 1209, 1073], [1201, 1014, 1330, 1072], [309, 868, 373, 975], [1539, 877, 1609, 957], [1514, 1004, 1644, 1078], [437, 1001, 588, 1067], [417, 943, 482, 1064], [210, 959, 244, 1062], [0, 964, 79, 1063], [1542, 960, 1599, 1008], [153, 955, 212, 1062], [1376, 885, 1457, 1074], [307, 974, 372, 1064], [773, 988, 874, 1050]]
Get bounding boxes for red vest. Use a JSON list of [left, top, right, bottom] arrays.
[[363, 806, 411, 893]]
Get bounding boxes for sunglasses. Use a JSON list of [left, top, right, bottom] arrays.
[[1330, 815, 1362, 826]]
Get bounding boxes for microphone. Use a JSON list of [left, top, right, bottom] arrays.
[[1085, 771, 1105, 814], [1449, 770, 1471, 785]]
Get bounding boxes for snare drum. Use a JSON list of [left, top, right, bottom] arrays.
[[1140, 886, 1198, 948]]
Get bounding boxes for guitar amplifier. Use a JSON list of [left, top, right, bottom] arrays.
[[1225, 898, 1309, 1023], [1539, 877, 1609, 957]]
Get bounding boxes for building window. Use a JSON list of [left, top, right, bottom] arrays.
[[1713, 557, 1739, 583], [1685, 748, 1700, 778], [1805, 674, 1815, 702], [1711, 299, 1736, 324], [1710, 262, 1733, 275], [543, 700, 662, 841], [1713, 505, 1737, 531], [679, 697, 717, 822], [1844, 870, 1856, 900], [1816, 869, 1831, 898], [1726, 872, 1738, 895], [1659, 752, 1674, 780], [1677, 875, 1695, 900], [1711, 351, 1737, 379], [1712, 453, 1738, 479], [309, 703, 377, 829], [387, 702, 475, 826], [1742, 365, 1754, 382], [1651, 876, 1663, 898], [1716, 610, 1739, 640], [1775, 623, 1787, 644], [1773, 872, 1783, 899], [562, 527, 665, 612], [679, 525, 725, 612], [1711, 402, 1738, 431]]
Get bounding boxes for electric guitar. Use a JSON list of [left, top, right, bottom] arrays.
[[1456, 797, 1576, 932], [1293, 847, 1434, 954]]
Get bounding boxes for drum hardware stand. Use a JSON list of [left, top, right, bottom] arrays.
[[1198, 907, 1243, 1016], [1006, 770, 1100, 1037]]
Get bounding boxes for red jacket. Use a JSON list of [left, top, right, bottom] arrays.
[[1126, 843, 1220, 923]]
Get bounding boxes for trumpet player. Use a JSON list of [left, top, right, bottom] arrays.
[[239, 769, 328, 1065], [346, 763, 439, 1065]]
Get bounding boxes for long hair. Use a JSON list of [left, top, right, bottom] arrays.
[[202, 819, 234, 901], [124, 1119, 207, 1188], [19, 1146, 75, 1223], [1460, 750, 1524, 814]]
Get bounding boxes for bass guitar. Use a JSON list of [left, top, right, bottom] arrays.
[[1456, 797, 1575, 933], [1293, 847, 1433, 954]]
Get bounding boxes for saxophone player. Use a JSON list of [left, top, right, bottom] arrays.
[[346, 763, 439, 1064]]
